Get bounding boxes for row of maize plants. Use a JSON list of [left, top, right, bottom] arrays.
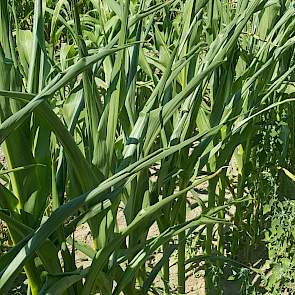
[[0, 0, 294, 294]]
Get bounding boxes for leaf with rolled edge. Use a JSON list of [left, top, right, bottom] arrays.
[[0, 163, 46, 176], [122, 38, 184, 161], [0, 184, 18, 211], [281, 167, 295, 182], [50, 0, 71, 44], [39, 270, 86, 295], [0, 236, 30, 274], [0, 210, 62, 276], [15, 30, 32, 77], [142, 244, 176, 293], [39, 268, 114, 295], [46, 7, 78, 44], [0, 210, 33, 241], [0, 90, 32, 103], [66, 237, 96, 259]]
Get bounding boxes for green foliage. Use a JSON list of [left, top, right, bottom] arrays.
[[0, 0, 294, 294], [261, 199, 295, 294]]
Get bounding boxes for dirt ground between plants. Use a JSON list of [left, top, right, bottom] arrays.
[[0, 148, 241, 294], [74, 202, 206, 295]]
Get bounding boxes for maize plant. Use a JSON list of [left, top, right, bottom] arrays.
[[0, 0, 294, 294]]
